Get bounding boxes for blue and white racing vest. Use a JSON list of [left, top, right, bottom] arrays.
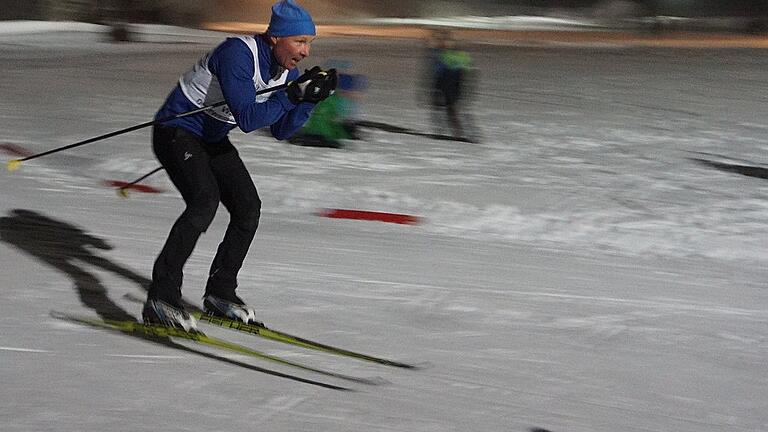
[[178, 36, 290, 125]]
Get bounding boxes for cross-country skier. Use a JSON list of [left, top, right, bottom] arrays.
[[143, 0, 337, 331], [424, 29, 475, 142]]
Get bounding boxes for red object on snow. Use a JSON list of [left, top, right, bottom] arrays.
[[318, 208, 421, 225], [106, 180, 163, 194], [0, 143, 34, 157]]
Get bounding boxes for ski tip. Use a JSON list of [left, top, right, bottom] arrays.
[[399, 360, 432, 370], [7, 159, 22, 171]]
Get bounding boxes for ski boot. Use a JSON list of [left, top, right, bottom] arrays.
[[203, 292, 263, 327], [142, 298, 198, 332]]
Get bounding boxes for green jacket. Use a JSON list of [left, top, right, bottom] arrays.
[[299, 93, 353, 142]]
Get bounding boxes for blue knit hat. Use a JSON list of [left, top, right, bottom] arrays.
[[266, 0, 316, 37]]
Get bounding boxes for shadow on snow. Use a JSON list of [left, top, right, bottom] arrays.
[[0, 209, 348, 390]]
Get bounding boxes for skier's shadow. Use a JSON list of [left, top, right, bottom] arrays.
[[0, 209, 345, 389], [355, 120, 475, 142], [0, 209, 148, 321]]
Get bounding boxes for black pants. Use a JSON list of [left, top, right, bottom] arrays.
[[149, 126, 261, 303]]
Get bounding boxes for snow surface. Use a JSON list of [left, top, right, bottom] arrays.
[[358, 15, 606, 31], [1, 23, 767, 432]]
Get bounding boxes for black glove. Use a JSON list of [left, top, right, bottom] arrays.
[[287, 67, 337, 104], [286, 66, 322, 104]]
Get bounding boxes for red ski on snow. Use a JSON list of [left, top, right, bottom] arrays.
[[318, 208, 421, 225]]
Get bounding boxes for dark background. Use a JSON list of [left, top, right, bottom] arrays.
[[1, 0, 767, 31]]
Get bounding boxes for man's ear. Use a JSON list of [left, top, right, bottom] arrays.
[[269, 36, 279, 45]]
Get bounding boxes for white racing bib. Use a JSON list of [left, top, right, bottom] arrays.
[[178, 36, 289, 125]]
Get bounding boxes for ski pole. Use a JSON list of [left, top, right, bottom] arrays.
[[7, 82, 290, 171], [7, 101, 223, 171], [116, 166, 165, 198]]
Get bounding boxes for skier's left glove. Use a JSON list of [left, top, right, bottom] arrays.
[[287, 67, 337, 104]]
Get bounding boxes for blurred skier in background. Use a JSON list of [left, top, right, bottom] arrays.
[[289, 70, 368, 148], [143, 0, 337, 331], [423, 29, 477, 142]]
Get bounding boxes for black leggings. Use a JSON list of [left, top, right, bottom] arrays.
[[149, 126, 261, 302]]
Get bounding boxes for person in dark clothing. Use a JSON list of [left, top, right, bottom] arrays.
[[143, 0, 336, 331], [425, 30, 475, 142]]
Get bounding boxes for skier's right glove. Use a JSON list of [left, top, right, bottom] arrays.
[[287, 66, 337, 104]]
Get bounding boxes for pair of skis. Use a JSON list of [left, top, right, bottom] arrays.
[[52, 309, 418, 391]]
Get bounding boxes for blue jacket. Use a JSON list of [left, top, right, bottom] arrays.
[[155, 35, 314, 143]]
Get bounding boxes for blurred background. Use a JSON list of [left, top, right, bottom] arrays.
[[1, 0, 768, 33]]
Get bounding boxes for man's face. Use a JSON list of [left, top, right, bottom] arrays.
[[270, 35, 315, 70]]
